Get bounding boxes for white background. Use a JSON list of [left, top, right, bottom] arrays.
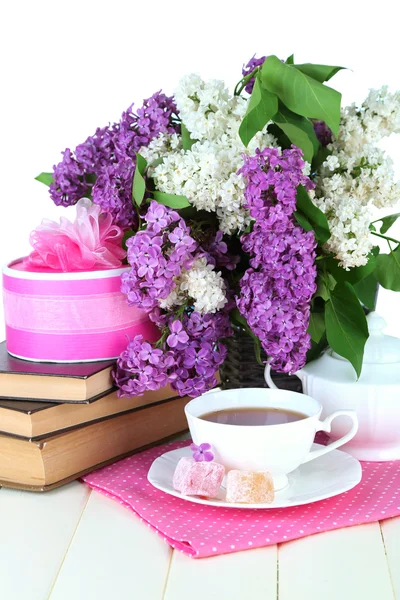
[[0, 0, 399, 340]]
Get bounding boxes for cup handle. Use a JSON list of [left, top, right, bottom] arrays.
[[264, 362, 278, 389], [302, 410, 359, 464]]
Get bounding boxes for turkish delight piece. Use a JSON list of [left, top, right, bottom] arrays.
[[226, 470, 274, 504], [173, 457, 225, 498]]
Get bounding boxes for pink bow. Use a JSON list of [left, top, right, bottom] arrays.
[[26, 199, 127, 272]]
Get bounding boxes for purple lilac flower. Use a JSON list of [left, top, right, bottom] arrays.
[[113, 310, 231, 399], [50, 128, 114, 207], [167, 320, 190, 348], [242, 55, 267, 94], [113, 92, 178, 162], [190, 443, 214, 462], [50, 149, 89, 207], [236, 146, 317, 374], [49, 92, 178, 228], [91, 158, 136, 230], [313, 120, 333, 147], [112, 335, 175, 396], [168, 311, 230, 397], [202, 231, 240, 271], [120, 201, 198, 313]]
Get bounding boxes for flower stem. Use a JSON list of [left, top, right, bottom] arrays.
[[371, 231, 400, 245], [234, 68, 258, 96]]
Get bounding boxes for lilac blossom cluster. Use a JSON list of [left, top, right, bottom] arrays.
[[236, 146, 317, 374], [120, 201, 198, 312], [241, 55, 266, 94], [113, 311, 230, 398], [202, 230, 240, 271], [313, 120, 333, 147], [50, 92, 177, 228], [115, 201, 232, 397]]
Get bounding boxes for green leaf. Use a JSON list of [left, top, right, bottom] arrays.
[[375, 246, 400, 291], [377, 213, 400, 234], [231, 308, 264, 366], [261, 55, 342, 135], [273, 104, 319, 162], [35, 172, 53, 186], [311, 145, 330, 172], [181, 123, 196, 151], [267, 123, 292, 150], [306, 333, 328, 363], [122, 229, 135, 252], [295, 185, 331, 243], [308, 311, 325, 343], [253, 336, 262, 366], [353, 273, 378, 310], [294, 64, 345, 83], [132, 153, 147, 206], [149, 157, 164, 169], [285, 54, 294, 65], [325, 251, 377, 286], [152, 191, 190, 209], [239, 76, 278, 146], [315, 273, 336, 301], [325, 282, 369, 378], [294, 210, 313, 232]]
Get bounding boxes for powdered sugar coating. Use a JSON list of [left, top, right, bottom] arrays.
[[226, 470, 274, 504], [173, 457, 225, 497]]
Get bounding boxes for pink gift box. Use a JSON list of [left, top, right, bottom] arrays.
[[2, 258, 158, 363]]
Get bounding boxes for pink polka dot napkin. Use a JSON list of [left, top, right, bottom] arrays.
[[82, 441, 400, 559]]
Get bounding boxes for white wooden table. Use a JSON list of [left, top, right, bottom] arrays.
[[0, 481, 399, 600]]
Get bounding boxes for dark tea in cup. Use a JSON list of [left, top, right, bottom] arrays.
[[200, 407, 307, 426]]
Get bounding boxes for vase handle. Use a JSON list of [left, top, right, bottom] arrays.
[[264, 362, 278, 389]]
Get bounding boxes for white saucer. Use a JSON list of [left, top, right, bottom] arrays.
[[147, 444, 362, 509]]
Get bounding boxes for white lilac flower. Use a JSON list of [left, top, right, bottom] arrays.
[[174, 74, 240, 142], [146, 74, 278, 234], [314, 87, 400, 269], [139, 132, 182, 174], [362, 86, 400, 142], [313, 194, 374, 268], [160, 257, 227, 314], [334, 86, 400, 156]]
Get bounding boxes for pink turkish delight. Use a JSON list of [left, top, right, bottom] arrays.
[[173, 457, 225, 498], [226, 470, 274, 504]]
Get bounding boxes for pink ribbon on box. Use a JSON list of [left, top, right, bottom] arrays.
[[3, 290, 140, 334], [5, 323, 157, 362], [3, 263, 159, 362]]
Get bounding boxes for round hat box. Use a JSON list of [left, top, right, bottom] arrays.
[[2, 258, 158, 363]]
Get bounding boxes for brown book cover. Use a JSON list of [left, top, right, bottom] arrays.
[[0, 394, 190, 491], [0, 342, 115, 401], [0, 384, 178, 438]]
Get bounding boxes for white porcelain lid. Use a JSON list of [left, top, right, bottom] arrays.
[[330, 312, 400, 365]]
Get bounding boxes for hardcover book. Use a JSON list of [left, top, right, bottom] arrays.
[[0, 342, 115, 401], [0, 384, 177, 438], [0, 394, 190, 491]]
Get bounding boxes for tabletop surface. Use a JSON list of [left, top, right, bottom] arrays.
[[0, 480, 399, 600]]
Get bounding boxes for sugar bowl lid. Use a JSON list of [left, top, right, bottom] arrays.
[[330, 312, 400, 365]]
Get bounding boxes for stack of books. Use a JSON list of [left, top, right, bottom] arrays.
[[0, 342, 191, 491]]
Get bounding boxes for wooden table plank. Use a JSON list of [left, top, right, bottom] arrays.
[[381, 517, 400, 598], [0, 481, 90, 600], [164, 545, 278, 600], [49, 491, 172, 600], [278, 523, 394, 600]]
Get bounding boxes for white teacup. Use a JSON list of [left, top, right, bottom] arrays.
[[185, 388, 359, 490]]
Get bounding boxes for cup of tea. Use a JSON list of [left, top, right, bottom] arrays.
[[185, 388, 359, 490]]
